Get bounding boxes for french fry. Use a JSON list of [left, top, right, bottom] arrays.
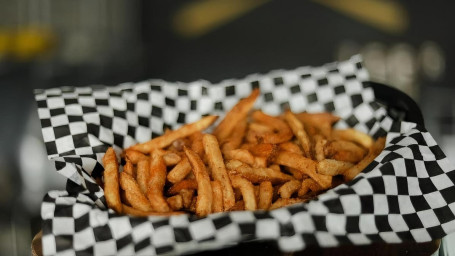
[[223, 149, 255, 166], [130, 115, 218, 153], [123, 159, 135, 177], [230, 175, 257, 211], [332, 128, 373, 149], [167, 157, 192, 183], [246, 111, 293, 144], [226, 160, 294, 184], [119, 172, 153, 212], [167, 195, 183, 211], [167, 179, 198, 195], [296, 112, 340, 138], [274, 151, 332, 189], [325, 140, 366, 163], [313, 134, 327, 162], [122, 204, 184, 217], [284, 110, 312, 158], [190, 131, 205, 158], [278, 180, 301, 199], [317, 159, 354, 176], [248, 122, 274, 133], [180, 189, 194, 209], [258, 181, 273, 210], [269, 198, 304, 210], [146, 151, 170, 212], [279, 141, 303, 155], [343, 137, 386, 181], [253, 156, 268, 168], [298, 179, 323, 197], [163, 152, 181, 166], [184, 147, 213, 217], [230, 200, 245, 211], [213, 88, 259, 142], [102, 147, 122, 213], [221, 119, 247, 151], [136, 159, 149, 195], [211, 180, 224, 213], [124, 149, 148, 164]]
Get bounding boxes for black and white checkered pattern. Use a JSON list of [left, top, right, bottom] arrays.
[[36, 55, 455, 255]]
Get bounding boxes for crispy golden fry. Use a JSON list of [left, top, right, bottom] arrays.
[[167, 195, 183, 211], [221, 119, 247, 151], [269, 164, 281, 172], [163, 152, 181, 166], [246, 143, 279, 164], [246, 111, 293, 144], [230, 175, 257, 211], [285, 166, 305, 180], [120, 172, 153, 212], [274, 151, 332, 189], [296, 112, 340, 138], [332, 128, 373, 149], [213, 89, 260, 142], [278, 180, 302, 199], [146, 151, 170, 212], [130, 115, 218, 153], [258, 181, 273, 210], [122, 204, 185, 217], [343, 137, 386, 181], [168, 179, 198, 195], [203, 134, 236, 210], [123, 159, 135, 177], [102, 147, 122, 213], [313, 134, 327, 162], [169, 137, 191, 152], [284, 110, 312, 158], [211, 180, 224, 213], [184, 147, 213, 217], [269, 198, 304, 210], [298, 179, 323, 197], [124, 149, 148, 164], [189, 131, 205, 158], [167, 157, 192, 183], [248, 122, 274, 134], [253, 156, 268, 168], [180, 189, 194, 209], [230, 200, 245, 211], [226, 160, 294, 185], [317, 159, 354, 176], [279, 141, 303, 155], [325, 140, 366, 163], [223, 149, 255, 166], [136, 159, 149, 195]]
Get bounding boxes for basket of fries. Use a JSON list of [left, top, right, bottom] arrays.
[[35, 55, 455, 256]]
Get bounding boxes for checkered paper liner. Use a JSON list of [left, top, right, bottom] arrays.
[[35, 56, 455, 256]]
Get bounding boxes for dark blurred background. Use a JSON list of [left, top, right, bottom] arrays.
[[0, 1, 454, 255]]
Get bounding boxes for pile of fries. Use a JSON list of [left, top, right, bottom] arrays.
[[101, 89, 385, 217]]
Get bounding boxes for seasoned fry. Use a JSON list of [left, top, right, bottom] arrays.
[[180, 189, 194, 209], [123, 159, 135, 177], [167, 179, 198, 195], [211, 180, 224, 213], [343, 137, 386, 181], [226, 160, 294, 184], [279, 142, 303, 155], [223, 149, 255, 166], [230, 200, 245, 211], [184, 147, 213, 217], [313, 134, 327, 161], [230, 175, 257, 211], [296, 112, 340, 138], [102, 147, 122, 213], [163, 152, 181, 166], [298, 179, 323, 197], [258, 181, 273, 210], [167, 157, 192, 183], [130, 115, 218, 153], [189, 131, 205, 158], [317, 159, 354, 176], [136, 159, 149, 195], [332, 128, 373, 149], [269, 198, 304, 210], [221, 119, 247, 151], [167, 195, 183, 211], [253, 156, 268, 168], [122, 204, 184, 217], [120, 172, 153, 212], [325, 140, 366, 163], [213, 88, 259, 142], [278, 180, 301, 199], [124, 149, 148, 164], [146, 151, 171, 212], [274, 151, 332, 189], [203, 134, 236, 211], [284, 110, 312, 158], [246, 111, 293, 144]]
